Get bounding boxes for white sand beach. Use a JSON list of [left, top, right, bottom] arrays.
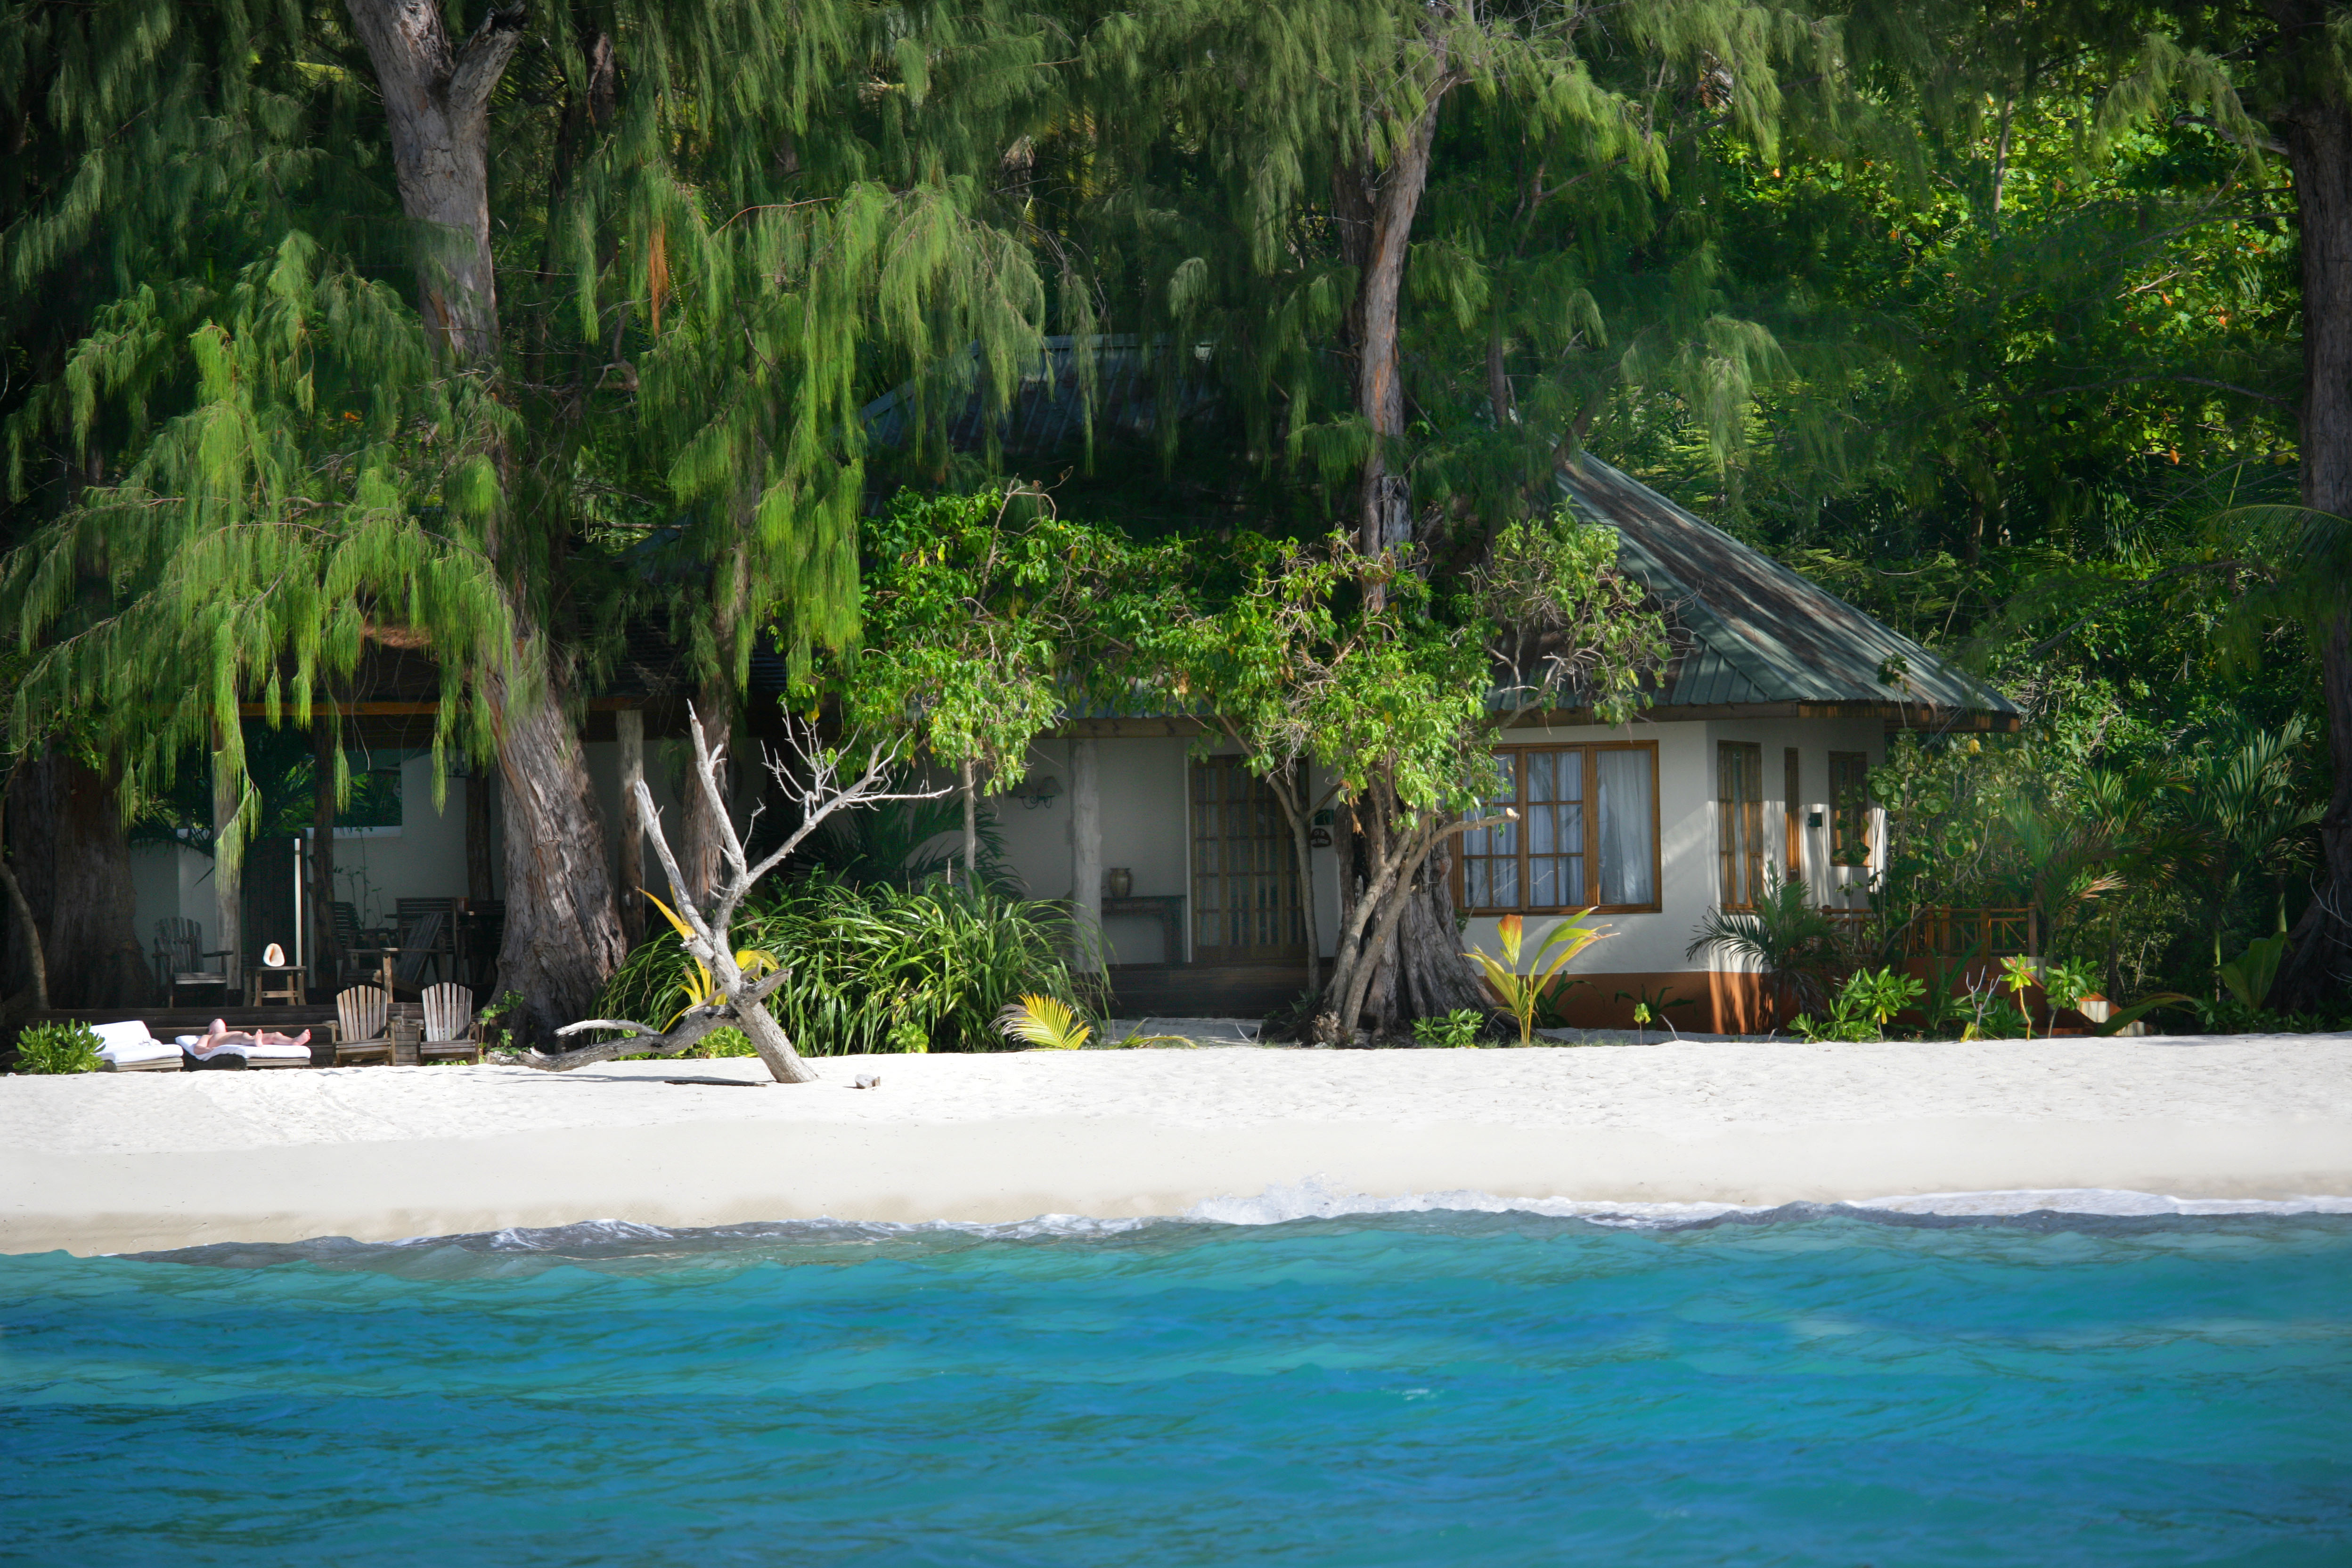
[[5, 1034, 2349, 1255]]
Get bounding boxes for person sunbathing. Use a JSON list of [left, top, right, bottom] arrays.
[[192, 1019, 312, 1057]]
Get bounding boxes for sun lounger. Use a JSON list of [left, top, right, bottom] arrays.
[[171, 1034, 314, 1069], [88, 1021, 183, 1073]]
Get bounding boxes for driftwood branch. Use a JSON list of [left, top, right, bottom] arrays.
[[523, 970, 793, 1070], [533, 707, 935, 1083]]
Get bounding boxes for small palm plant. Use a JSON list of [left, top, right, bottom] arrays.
[[997, 994, 1093, 1050], [1685, 866, 1845, 1024], [1467, 911, 1610, 1046]]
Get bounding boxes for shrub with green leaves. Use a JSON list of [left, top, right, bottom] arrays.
[[597, 876, 1091, 1057], [12, 1022, 103, 1074], [1411, 1010, 1484, 1049]]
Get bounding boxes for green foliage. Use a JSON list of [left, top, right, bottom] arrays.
[[11, 1021, 100, 1073], [1870, 710, 2321, 1005], [1846, 968, 1927, 1031], [1614, 985, 1697, 1041], [596, 877, 1087, 1058], [1789, 967, 1923, 1043], [1466, 911, 1609, 1048], [474, 991, 531, 1054], [1685, 865, 1846, 1018], [2218, 934, 2289, 1014], [1411, 1009, 1484, 1050], [2044, 959, 2102, 1018]]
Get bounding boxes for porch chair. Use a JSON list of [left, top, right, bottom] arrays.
[[331, 985, 397, 1066], [325, 901, 379, 987], [418, 982, 484, 1064], [152, 917, 236, 1007], [393, 899, 459, 983], [373, 909, 446, 997]]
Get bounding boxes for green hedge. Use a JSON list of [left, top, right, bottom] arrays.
[[596, 876, 1094, 1057]]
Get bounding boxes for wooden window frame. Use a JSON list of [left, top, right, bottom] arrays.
[[1783, 746, 1804, 883], [1829, 751, 1873, 869], [1717, 741, 1764, 910], [1189, 756, 1307, 963], [1453, 741, 1661, 916]]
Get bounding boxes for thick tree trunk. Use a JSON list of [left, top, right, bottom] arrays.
[[343, 0, 523, 361], [1398, 836, 1491, 1021], [488, 657, 629, 1042], [212, 735, 242, 989], [7, 750, 154, 1008], [0, 785, 49, 1013], [1347, 104, 1445, 567], [2278, 68, 2352, 1009], [962, 759, 979, 882], [311, 721, 341, 988], [465, 763, 497, 902], [615, 707, 645, 947]]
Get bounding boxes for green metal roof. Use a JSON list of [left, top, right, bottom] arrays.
[[1555, 455, 2018, 723]]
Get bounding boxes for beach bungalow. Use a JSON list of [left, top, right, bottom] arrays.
[[978, 452, 2020, 1032]]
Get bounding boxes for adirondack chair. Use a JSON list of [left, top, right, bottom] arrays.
[[152, 917, 235, 1007], [418, 983, 483, 1064], [373, 909, 446, 996], [332, 985, 396, 1066]]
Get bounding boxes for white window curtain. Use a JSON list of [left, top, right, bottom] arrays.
[[1595, 750, 1657, 905]]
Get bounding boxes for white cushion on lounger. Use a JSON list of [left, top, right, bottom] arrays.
[[169, 1034, 309, 1063], [90, 1021, 176, 1065]]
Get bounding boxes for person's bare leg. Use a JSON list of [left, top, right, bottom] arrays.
[[256, 1029, 312, 1049]]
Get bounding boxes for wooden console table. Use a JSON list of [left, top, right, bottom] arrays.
[[1102, 895, 1186, 965], [249, 966, 306, 1006]]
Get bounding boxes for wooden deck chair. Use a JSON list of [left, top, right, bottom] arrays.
[[333, 985, 396, 1066], [393, 900, 458, 981], [377, 909, 447, 996], [418, 983, 482, 1064], [153, 917, 236, 1007]]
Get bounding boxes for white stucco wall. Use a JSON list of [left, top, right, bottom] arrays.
[[983, 715, 1894, 996], [1453, 714, 1888, 1000]]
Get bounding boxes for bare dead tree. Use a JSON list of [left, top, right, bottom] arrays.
[[525, 707, 943, 1082]]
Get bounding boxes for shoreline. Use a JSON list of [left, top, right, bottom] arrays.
[[6, 1036, 2349, 1257]]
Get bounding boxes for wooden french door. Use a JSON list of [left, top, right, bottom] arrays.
[[1189, 758, 1306, 962]]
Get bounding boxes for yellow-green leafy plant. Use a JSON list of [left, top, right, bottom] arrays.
[[996, 994, 1092, 1050], [1467, 911, 1610, 1046], [644, 890, 782, 1028], [1411, 1009, 1483, 1048]]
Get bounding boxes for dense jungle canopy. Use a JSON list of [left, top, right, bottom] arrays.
[[0, 0, 2345, 1036]]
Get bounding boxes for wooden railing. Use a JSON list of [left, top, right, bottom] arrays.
[[1821, 906, 2038, 958]]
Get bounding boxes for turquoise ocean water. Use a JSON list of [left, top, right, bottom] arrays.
[[2, 1203, 2348, 1565]]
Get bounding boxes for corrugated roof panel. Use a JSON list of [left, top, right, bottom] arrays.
[[1557, 457, 2015, 719]]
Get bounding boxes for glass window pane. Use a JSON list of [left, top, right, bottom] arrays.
[[1596, 750, 1656, 905]]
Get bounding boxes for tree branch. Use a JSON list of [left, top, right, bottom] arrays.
[[448, 6, 526, 120]]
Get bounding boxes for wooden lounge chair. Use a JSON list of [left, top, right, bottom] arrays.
[[152, 917, 236, 1008], [371, 909, 446, 997], [90, 1020, 182, 1072], [418, 982, 484, 1064], [332, 985, 397, 1066]]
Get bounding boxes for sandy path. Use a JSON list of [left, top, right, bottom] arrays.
[[4, 1036, 2347, 1254]]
